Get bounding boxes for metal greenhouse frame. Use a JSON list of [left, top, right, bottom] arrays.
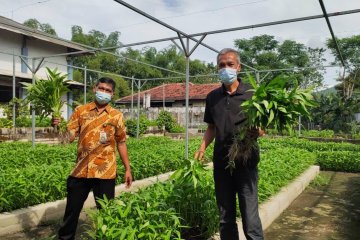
[[7, 0, 359, 158]]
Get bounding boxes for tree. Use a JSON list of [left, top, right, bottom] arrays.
[[327, 35, 360, 99], [70, 26, 125, 102], [234, 35, 326, 88], [310, 92, 359, 133], [23, 18, 57, 36]]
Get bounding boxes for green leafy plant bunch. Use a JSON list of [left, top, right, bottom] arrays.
[[22, 67, 70, 120], [228, 74, 317, 169], [89, 159, 217, 240]]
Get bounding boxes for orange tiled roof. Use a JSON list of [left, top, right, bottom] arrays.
[[116, 82, 221, 103]]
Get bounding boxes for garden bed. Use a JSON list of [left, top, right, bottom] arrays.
[[300, 136, 360, 144], [1, 136, 359, 238]]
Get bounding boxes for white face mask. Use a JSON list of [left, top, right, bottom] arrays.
[[95, 91, 112, 105], [218, 68, 237, 85]]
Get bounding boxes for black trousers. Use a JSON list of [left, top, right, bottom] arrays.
[[214, 166, 264, 240], [58, 176, 115, 240]]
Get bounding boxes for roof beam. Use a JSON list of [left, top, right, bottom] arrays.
[[113, 0, 221, 56], [103, 9, 360, 50], [318, 0, 346, 67], [186, 9, 360, 38]]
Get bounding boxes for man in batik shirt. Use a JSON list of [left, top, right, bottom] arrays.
[[58, 77, 132, 240]]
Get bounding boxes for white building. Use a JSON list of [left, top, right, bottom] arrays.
[[0, 16, 90, 120]]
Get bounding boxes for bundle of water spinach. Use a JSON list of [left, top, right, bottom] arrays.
[[227, 74, 317, 171]]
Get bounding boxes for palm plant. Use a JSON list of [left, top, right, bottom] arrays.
[[22, 67, 70, 132]]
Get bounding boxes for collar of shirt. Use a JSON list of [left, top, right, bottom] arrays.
[[89, 101, 112, 113], [221, 78, 246, 96]]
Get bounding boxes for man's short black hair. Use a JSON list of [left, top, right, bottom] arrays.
[[96, 77, 116, 91]]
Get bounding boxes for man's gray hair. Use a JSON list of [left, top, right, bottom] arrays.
[[217, 48, 241, 64]]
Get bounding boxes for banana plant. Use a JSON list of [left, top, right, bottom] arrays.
[[22, 67, 70, 132]]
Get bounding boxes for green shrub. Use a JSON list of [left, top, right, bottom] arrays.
[[156, 110, 175, 131], [169, 123, 185, 133], [0, 117, 51, 128], [352, 133, 360, 139], [88, 185, 183, 240], [125, 115, 148, 137], [301, 130, 334, 138], [0, 137, 213, 212], [168, 160, 218, 238], [89, 147, 317, 239], [156, 110, 185, 133], [90, 161, 225, 239], [260, 137, 360, 152], [317, 151, 360, 172], [16, 117, 51, 127], [309, 173, 331, 187], [260, 137, 360, 172], [0, 118, 12, 128]]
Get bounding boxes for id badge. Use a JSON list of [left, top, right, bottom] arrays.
[[99, 131, 107, 144]]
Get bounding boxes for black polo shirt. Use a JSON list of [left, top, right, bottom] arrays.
[[204, 79, 259, 169]]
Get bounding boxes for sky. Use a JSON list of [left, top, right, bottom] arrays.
[[1, 0, 360, 87]]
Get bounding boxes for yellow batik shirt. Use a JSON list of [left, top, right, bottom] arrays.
[[67, 102, 126, 179]]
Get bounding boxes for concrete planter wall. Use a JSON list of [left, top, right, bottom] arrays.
[[0, 127, 55, 141], [0, 127, 54, 135]]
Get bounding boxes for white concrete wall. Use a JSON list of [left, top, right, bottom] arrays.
[[0, 30, 23, 76], [120, 106, 206, 128], [170, 100, 205, 108], [0, 29, 69, 79], [27, 39, 68, 79], [0, 29, 72, 120]]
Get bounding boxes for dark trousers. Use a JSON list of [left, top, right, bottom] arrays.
[[58, 176, 115, 240], [214, 167, 264, 240]]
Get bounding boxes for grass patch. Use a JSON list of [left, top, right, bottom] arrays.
[[309, 173, 331, 188]]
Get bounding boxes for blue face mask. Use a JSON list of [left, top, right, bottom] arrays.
[[95, 91, 112, 105], [218, 68, 237, 85]]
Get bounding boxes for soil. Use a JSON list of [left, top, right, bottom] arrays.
[[1, 213, 91, 240], [1, 171, 359, 240], [264, 171, 360, 240]]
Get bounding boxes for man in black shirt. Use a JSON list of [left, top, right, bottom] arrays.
[[195, 48, 264, 240]]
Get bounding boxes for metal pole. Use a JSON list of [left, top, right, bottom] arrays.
[[131, 76, 134, 118], [318, 0, 346, 67], [255, 71, 260, 84], [163, 84, 165, 110], [113, 0, 219, 54], [12, 50, 16, 129], [185, 38, 190, 160], [101, 9, 360, 53], [84, 66, 87, 104], [31, 59, 36, 147], [136, 79, 141, 139]]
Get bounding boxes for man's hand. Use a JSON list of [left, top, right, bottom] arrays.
[[124, 169, 132, 188], [52, 117, 60, 127], [247, 128, 266, 139], [194, 150, 205, 161], [259, 128, 266, 137]]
